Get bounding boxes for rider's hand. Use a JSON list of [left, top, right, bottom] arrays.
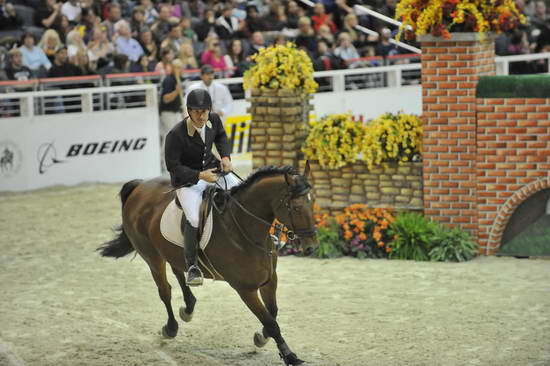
[[199, 168, 218, 183], [221, 157, 232, 173]]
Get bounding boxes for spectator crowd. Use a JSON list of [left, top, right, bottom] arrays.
[[0, 0, 549, 83]]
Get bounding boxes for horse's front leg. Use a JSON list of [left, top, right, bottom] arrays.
[[236, 288, 304, 366], [255, 272, 278, 347], [148, 261, 178, 338]]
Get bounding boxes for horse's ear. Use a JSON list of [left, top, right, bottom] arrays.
[[303, 160, 311, 180], [284, 172, 295, 187]]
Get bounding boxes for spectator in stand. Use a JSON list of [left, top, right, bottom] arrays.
[[19, 32, 52, 77], [79, 7, 100, 43], [74, 49, 96, 75], [187, 64, 233, 122], [114, 20, 144, 63], [87, 26, 114, 69], [151, 4, 172, 43], [48, 47, 81, 77], [155, 47, 174, 75], [243, 5, 266, 35], [138, 28, 158, 63], [178, 40, 199, 70], [332, 0, 355, 29], [317, 24, 335, 47], [343, 13, 376, 55], [216, 5, 241, 40], [530, 1, 548, 29], [274, 34, 287, 45], [312, 39, 345, 71], [201, 37, 227, 71], [130, 6, 147, 38], [245, 31, 266, 59], [57, 15, 72, 43], [507, 29, 535, 73], [160, 23, 186, 55], [102, 3, 122, 41], [262, 1, 287, 32], [285, 1, 304, 29], [194, 8, 218, 42], [165, 0, 182, 19], [159, 58, 184, 172], [0, 0, 21, 30], [39, 29, 63, 63], [224, 38, 247, 77], [61, 0, 81, 24], [181, 0, 206, 25], [375, 27, 398, 57], [66, 29, 87, 62], [334, 31, 361, 68], [295, 17, 317, 54], [374, 0, 397, 31], [99, 53, 130, 74], [34, 0, 62, 31], [5, 48, 34, 81], [131, 53, 155, 72], [179, 16, 198, 42], [312, 3, 336, 33], [140, 0, 158, 25]]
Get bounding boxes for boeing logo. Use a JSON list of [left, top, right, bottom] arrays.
[[37, 143, 66, 174]]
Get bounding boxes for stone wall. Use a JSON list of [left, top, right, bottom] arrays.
[[300, 160, 423, 215], [248, 89, 312, 169]]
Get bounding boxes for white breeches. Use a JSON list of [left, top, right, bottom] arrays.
[[176, 172, 241, 228]]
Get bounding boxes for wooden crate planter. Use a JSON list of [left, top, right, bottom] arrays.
[[300, 160, 424, 214], [248, 88, 313, 169]]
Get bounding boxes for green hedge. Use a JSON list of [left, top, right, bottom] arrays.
[[476, 75, 550, 98]]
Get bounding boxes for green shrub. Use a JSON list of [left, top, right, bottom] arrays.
[[313, 223, 344, 259], [428, 225, 478, 262], [388, 212, 436, 261]]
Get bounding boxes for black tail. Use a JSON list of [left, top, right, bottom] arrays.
[[97, 179, 142, 258]]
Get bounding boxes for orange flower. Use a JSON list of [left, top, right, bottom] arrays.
[[359, 233, 367, 241], [344, 230, 353, 240]]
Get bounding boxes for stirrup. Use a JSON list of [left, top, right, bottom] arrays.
[[186, 265, 204, 286]]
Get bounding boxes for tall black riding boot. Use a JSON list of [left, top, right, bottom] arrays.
[[182, 219, 203, 286]]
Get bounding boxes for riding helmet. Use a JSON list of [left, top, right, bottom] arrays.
[[187, 89, 212, 111]]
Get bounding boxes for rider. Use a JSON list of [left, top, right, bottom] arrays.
[[164, 89, 240, 286]]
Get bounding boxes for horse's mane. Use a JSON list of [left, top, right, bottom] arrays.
[[229, 165, 300, 196]]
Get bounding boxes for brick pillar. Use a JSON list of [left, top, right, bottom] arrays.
[[420, 33, 495, 236], [248, 89, 312, 169]]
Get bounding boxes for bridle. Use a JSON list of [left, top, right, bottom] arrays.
[[215, 173, 317, 251]]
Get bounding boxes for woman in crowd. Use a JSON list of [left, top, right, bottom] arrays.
[[130, 6, 147, 38], [178, 40, 199, 70], [138, 29, 158, 63], [200, 37, 226, 70], [87, 26, 114, 69], [155, 47, 174, 75], [39, 29, 64, 62], [66, 29, 87, 63], [334, 31, 362, 68], [224, 38, 246, 77]]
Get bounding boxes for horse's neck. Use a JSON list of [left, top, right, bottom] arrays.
[[231, 176, 283, 229]]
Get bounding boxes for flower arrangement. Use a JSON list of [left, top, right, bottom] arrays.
[[335, 204, 395, 258], [302, 113, 364, 169], [243, 42, 318, 93], [396, 0, 526, 39], [302, 112, 422, 170], [361, 112, 423, 170]]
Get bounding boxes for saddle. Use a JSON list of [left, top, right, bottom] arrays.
[[174, 185, 228, 239]]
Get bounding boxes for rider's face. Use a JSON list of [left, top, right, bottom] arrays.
[[189, 109, 209, 128]]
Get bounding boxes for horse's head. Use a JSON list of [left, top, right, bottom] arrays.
[[275, 161, 319, 254]]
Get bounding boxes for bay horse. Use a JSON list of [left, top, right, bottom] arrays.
[[98, 164, 318, 365]]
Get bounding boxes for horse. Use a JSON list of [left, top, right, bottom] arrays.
[[97, 164, 319, 365]]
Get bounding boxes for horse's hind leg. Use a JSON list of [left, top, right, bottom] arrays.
[[148, 259, 179, 338], [171, 266, 197, 322], [237, 289, 304, 366], [255, 272, 278, 347]]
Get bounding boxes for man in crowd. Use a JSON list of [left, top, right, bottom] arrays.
[[114, 20, 144, 62], [187, 65, 233, 122], [0, 0, 22, 30], [5, 48, 33, 81]]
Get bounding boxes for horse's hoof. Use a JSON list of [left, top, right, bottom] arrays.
[[161, 325, 178, 338], [179, 306, 193, 322], [253, 331, 269, 348], [280, 352, 304, 366]]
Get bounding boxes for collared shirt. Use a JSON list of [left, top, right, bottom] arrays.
[[19, 46, 51, 70], [187, 80, 233, 119], [115, 36, 144, 62]]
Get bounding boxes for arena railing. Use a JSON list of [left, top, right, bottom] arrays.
[[495, 52, 550, 75], [0, 83, 157, 118]]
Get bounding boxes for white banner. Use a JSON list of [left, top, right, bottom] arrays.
[[0, 108, 160, 191]]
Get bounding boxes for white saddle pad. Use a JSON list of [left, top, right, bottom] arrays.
[[160, 199, 213, 250]]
